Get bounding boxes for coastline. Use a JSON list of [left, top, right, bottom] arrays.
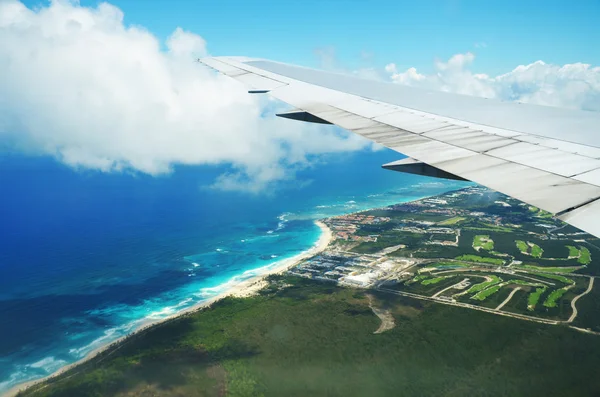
[[6, 220, 333, 397]]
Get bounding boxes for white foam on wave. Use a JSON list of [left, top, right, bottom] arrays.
[[275, 212, 292, 231], [28, 357, 68, 373], [192, 262, 200, 267], [0, 370, 40, 394]]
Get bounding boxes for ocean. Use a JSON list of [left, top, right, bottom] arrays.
[[0, 150, 469, 392]]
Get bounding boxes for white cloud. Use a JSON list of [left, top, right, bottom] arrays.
[[0, 0, 373, 192], [386, 52, 600, 111]]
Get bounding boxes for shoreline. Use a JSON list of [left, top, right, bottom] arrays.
[[6, 220, 333, 397]]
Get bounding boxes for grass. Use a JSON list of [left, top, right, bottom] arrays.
[[517, 264, 583, 274], [530, 243, 544, 258], [466, 276, 502, 294], [20, 275, 600, 397], [465, 225, 514, 233], [529, 272, 574, 285], [421, 276, 451, 285], [516, 240, 529, 254], [426, 261, 472, 269], [472, 285, 503, 301], [509, 279, 544, 287], [566, 245, 580, 258], [406, 275, 429, 284], [473, 235, 494, 251], [579, 246, 591, 265], [527, 287, 547, 311], [455, 255, 504, 265], [543, 288, 569, 308], [438, 216, 466, 225]]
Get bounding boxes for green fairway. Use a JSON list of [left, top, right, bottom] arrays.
[[438, 216, 466, 225], [421, 276, 451, 285], [455, 255, 504, 265], [473, 235, 494, 251], [516, 240, 529, 254], [466, 275, 502, 294], [472, 285, 503, 301], [543, 288, 569, 308], [579, 246, 591, 265], [19, 276, 600, 397], [527, 287, 547, 310], [530, 243, 543, 258], [529, 272, 574, 285], [566, 245, 580, 258], [516, 264, 583, 273]]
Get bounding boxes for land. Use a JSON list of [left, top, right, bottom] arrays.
[[14, 187, 600, 396], [293, 186, 600, 330]]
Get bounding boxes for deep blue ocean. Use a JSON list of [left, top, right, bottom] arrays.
[[0, 150, 468, 392]]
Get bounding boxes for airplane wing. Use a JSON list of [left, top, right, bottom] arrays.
[[200, 56, 600, 238]]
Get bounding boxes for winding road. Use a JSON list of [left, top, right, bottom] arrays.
[[568, 277, 595, 323]]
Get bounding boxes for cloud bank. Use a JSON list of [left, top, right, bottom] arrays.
[[1, 1, 598, 193], [385, 52, 600, 111], [0, 0, 371, 192]]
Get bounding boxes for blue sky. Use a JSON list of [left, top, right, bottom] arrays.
[[38, 0, 600, 75], [3, 0, 599, 193]]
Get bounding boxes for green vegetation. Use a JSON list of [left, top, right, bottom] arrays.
[[517, 264, 583, 274], [465, 224, 514, 233], [579, 246, 591, 265], [530, 243, 543, 258], [466, 276, 502, 294], [473, 235, 494, 250], [543, 288, 569, 308], [421, 276, 451, 285], [509, 279, 544, 287], [406, 275, 429, 284], [455, 255, 504, 265], [516, 240, 529, 254], [567, 245, 580, 258], [438, 216, 465, 225], [19, 276, 600, 397], [530, 272, 574, 285], [472, 285, 503, 301], [515, 241, 543, 258], [527, 287, 547, 310]]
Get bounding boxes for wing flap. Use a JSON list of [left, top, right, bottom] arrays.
[[199, 56, 600, 237]]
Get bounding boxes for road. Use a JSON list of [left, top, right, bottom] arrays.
[[568, 277, 595, 323], [432, 278, 469, 298], [375, 287, 560, 325], [495, 287, 521, 311]]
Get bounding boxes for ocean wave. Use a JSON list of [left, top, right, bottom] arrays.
[[275, 212, 292, 231], [28, 357, 68, 373], [0, 370, 40, 394]]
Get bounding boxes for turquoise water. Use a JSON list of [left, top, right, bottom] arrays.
[[0, 152, 469, 392]]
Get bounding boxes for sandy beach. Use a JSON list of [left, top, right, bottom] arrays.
[[6, 220, 332, 397]]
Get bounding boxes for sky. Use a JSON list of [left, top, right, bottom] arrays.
[[2, 0, 599, 192], [59, 0, 600, 74]]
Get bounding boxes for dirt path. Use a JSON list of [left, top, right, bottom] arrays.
[[432, 278, 469, 298], [568, 277, 595, 323], [366, 294, 396, 334], [495, 287, 521, 311]]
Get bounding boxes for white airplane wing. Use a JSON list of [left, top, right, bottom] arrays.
[[200, 56, 600, 238]]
